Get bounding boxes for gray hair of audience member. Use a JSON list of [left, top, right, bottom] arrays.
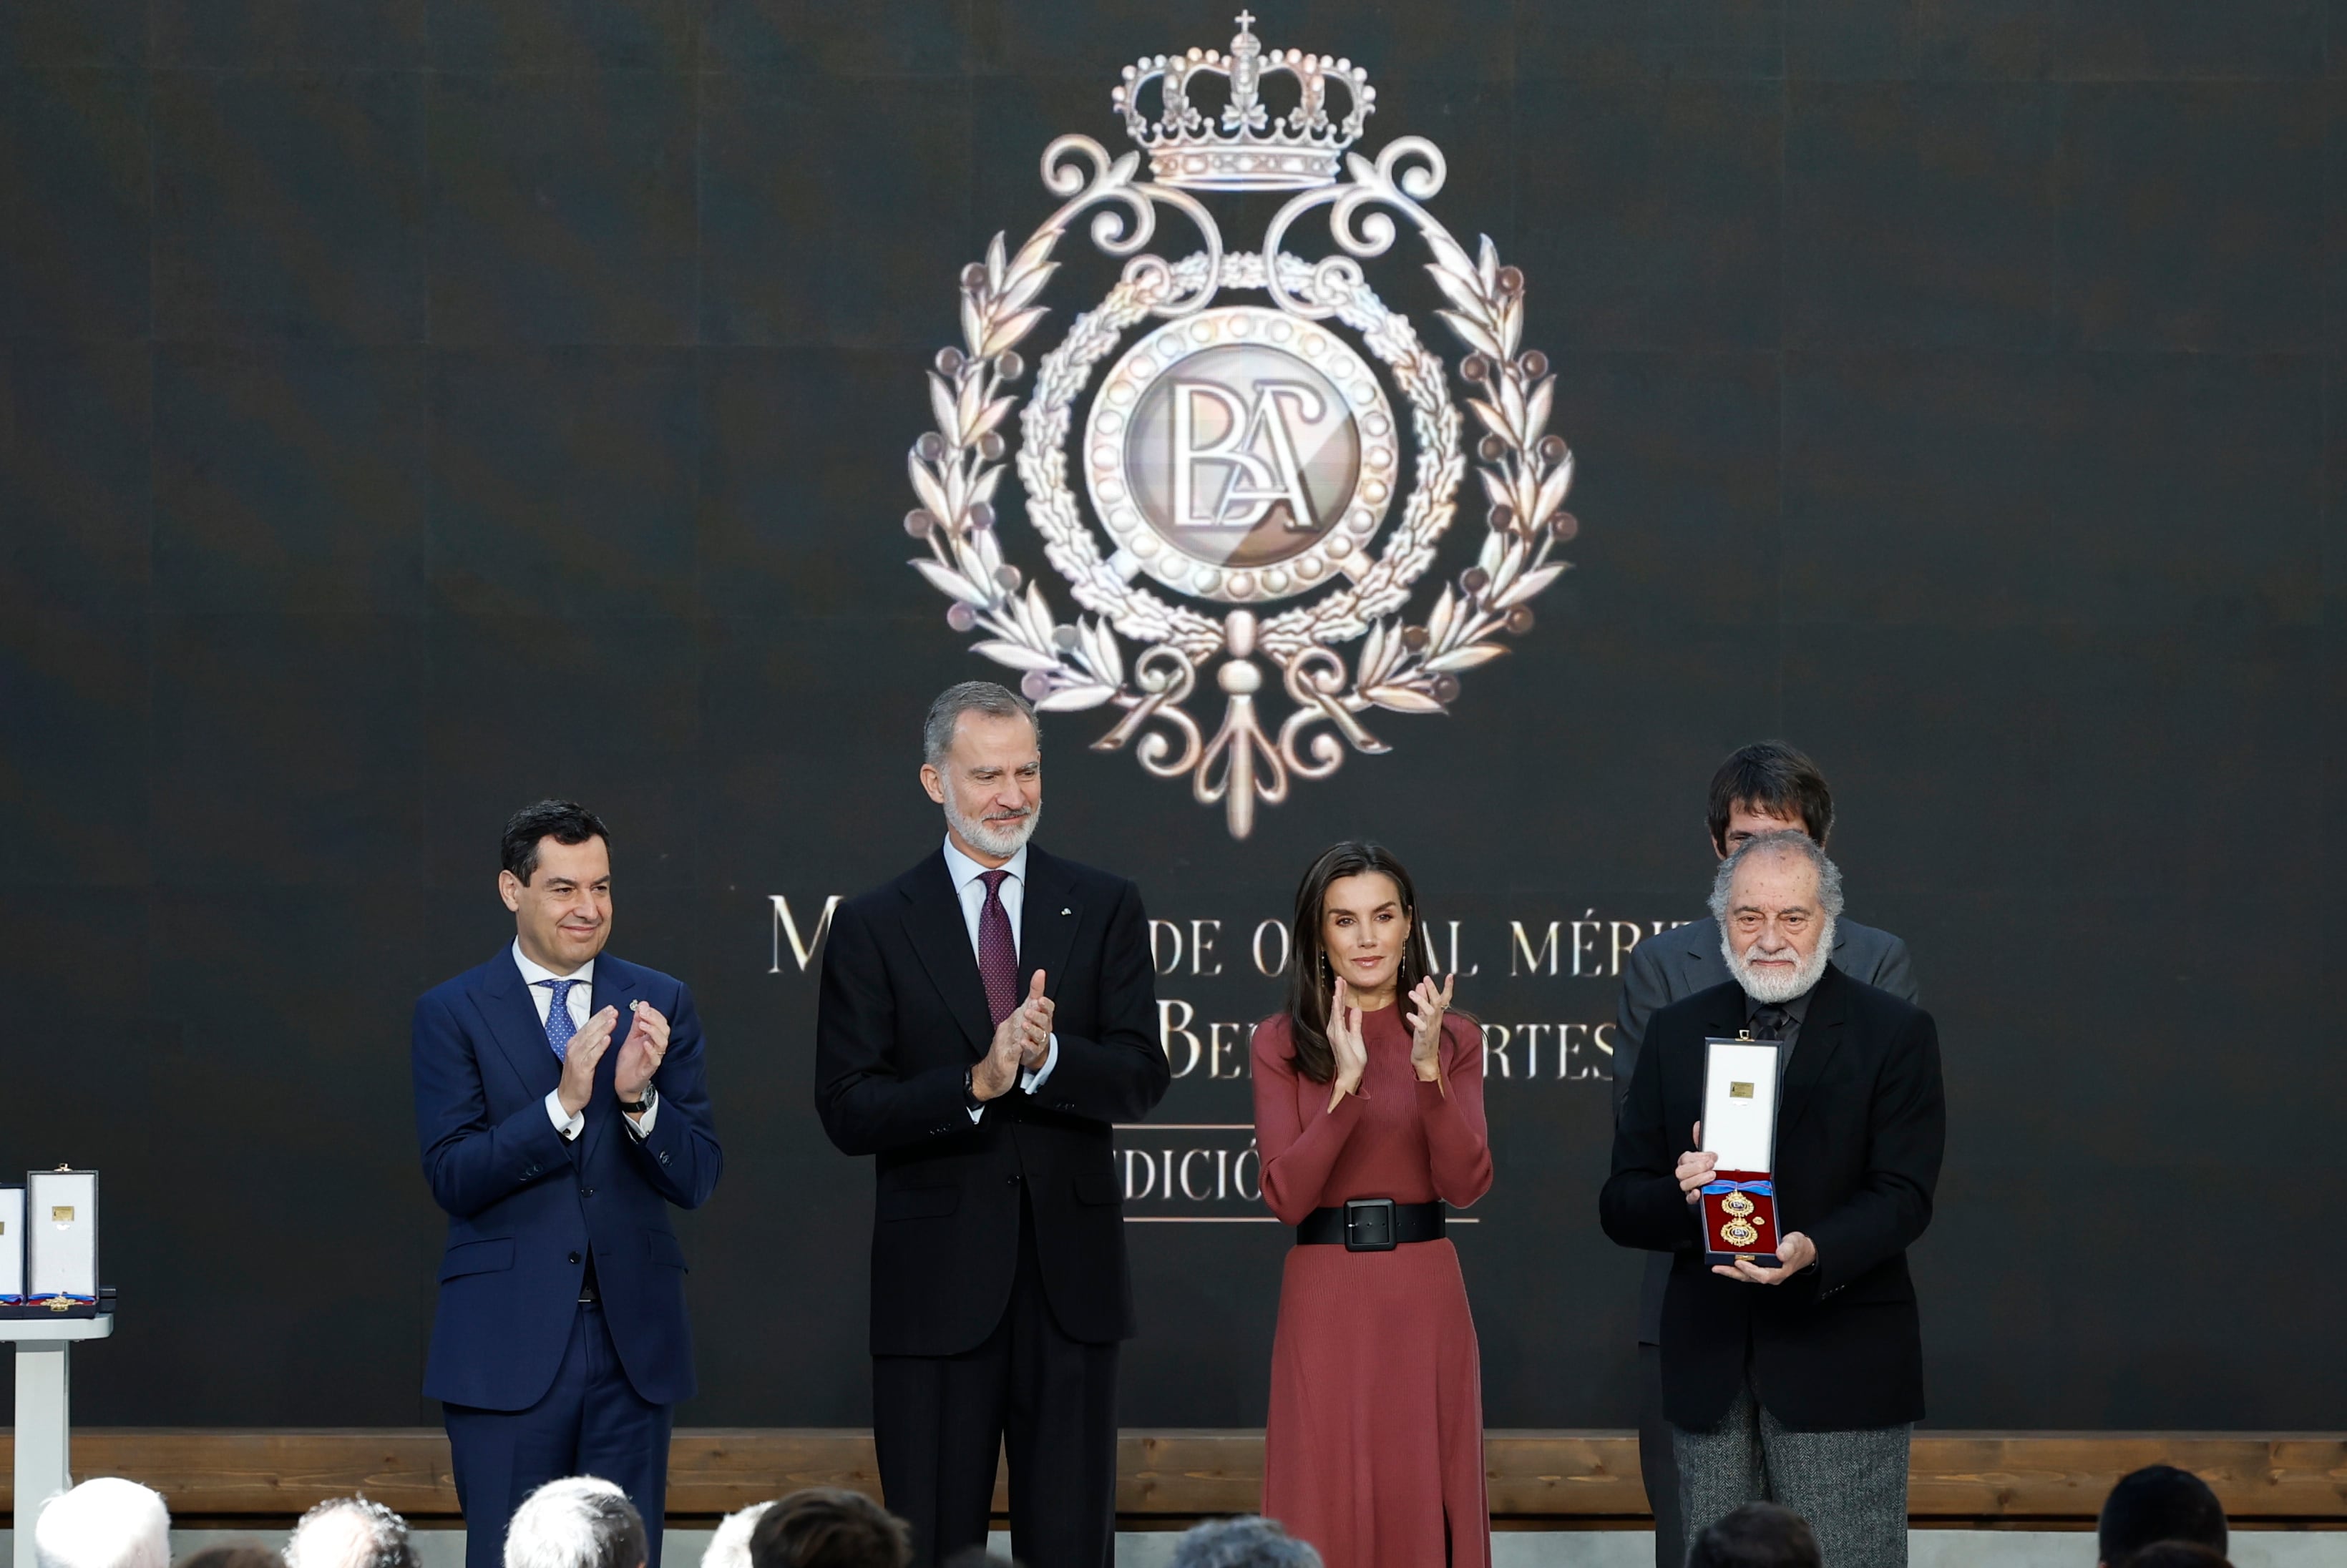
[[1707, 828, 1845, 926], [503, 1478, 646, 1568], [701, 1501, 774, 1568], [922, 681, 1038, 768], [286, 1496, 417, 1568], [1687, 1502, 1821, 1568], [33, 1478, 172, 1568], [1168, 1517, 1323, 1568]]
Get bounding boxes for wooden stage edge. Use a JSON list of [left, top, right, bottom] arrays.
[[3, 1431, 2342, 1527]]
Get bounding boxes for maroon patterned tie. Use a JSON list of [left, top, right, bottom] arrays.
[[977, 868, 1019, 1025]]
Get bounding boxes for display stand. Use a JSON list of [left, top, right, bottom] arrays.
[[4, 1315, 114, 1568]]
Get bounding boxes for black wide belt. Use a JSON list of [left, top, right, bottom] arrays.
[[1295, 1198, 1445, 1251]]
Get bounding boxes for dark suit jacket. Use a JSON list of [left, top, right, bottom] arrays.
[[412, 949, 723, 1410], [1613, 913, 1917, 1343], [815, 844, 1168, 1357], [1600, 964, 1944, 1431]]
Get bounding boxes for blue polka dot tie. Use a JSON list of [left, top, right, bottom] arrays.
[[539, 979, 579, 1060]]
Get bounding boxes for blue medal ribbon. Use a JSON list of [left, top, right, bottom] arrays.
[[1700, 1180, 1774, 1196]]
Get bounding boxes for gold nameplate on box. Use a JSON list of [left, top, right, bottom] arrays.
[[51, 1207, 72, 1223], [1729, 1082, 1754, 1099]]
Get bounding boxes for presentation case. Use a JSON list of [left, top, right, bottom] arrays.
[[6, 1168, 102, 1317], [0, 1185, 21, 1306], [1700, 1039, 1783, 1269]]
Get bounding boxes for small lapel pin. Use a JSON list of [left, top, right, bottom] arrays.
[[1061, 907, 1071, 916]]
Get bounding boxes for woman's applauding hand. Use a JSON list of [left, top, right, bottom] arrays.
[[1326, 977, 1369, 1112], [1405, 973, 1455, 1083]]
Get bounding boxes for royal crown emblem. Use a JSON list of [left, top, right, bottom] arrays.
[[904, 14, 1579, 838]]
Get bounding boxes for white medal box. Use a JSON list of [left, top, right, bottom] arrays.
[[0, 1185, 21, 1303], [26, 1169, 97, 1311], [1699, 1039, 1783, 1268]]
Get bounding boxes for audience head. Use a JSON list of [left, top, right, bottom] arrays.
[[1687, 1502, 1821, 1568], [746, 1488, 911, 1568], [702, 1501, 774, 1568], [34, 1479, 172, 1568], [286, 1497, 417, 1568], [1708, 741, 1834, 857], [2115, 1547, 2230, 1568], [503, 1478, 645, 1568], [2098, 1465, 2228, 1568], [1168, 1517, 1322, 1568], [172, 1548, 281, 1568]]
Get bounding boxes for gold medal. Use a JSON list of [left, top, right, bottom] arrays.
[[1721, 1220, 1760, 1248], [1722, 1192, 1755, 1217]]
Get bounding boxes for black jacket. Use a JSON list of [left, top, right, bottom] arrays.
[[1599, 963, 1945, 1431], [815, 844, 1168, 1356]]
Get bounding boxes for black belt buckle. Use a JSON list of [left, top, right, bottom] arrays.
[[1344, 1197, 1398, 1252]]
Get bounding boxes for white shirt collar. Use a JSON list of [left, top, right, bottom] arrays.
[[512, 937, 595, 989], [942, 834, 1028, 892]]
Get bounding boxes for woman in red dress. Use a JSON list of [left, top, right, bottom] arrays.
[[1252, 841, 1494, 1568]]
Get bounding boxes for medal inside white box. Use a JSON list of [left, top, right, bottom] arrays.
[[1700, 1040, 1783, 1268], [8, 1169, 102, 1318]]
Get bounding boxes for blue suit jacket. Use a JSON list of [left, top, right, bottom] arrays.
[[412, 948, 722, 1410]]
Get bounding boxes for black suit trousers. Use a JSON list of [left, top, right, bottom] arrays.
[[873, 1187, 1120, 1568]]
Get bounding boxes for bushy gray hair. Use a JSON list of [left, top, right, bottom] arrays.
[[32, 1479, 170, 1568], [923, 680, 1038, 767], [1708, 828, 1845, 924], [287, 1496, 417, 1568], [503, 1478, 645, 1568], [1171, 1517, 1324, 1568]]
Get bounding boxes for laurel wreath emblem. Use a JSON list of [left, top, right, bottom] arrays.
[[903, 132, 1577, 838]]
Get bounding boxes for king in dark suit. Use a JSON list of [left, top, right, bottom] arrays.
[[1604, 830, 1944, 1568], [412, 801, 722, 1568], [816, 682, 1168, 1568]]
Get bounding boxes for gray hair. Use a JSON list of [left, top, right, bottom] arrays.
[[701, 1501, 771, 1568], [287, 1497, 417, 1568], [923, 680, 1038, 768], [1708, 828, 1845, 924], [503, 1478, 645, 1568], [33, 1479, 171, 1568], [1171, 1517, 1324, 1568]]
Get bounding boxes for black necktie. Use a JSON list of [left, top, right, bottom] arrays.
[[1750, 1004, 1792, 1041]]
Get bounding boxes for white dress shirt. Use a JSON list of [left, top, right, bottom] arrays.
[[940, 836, 1059, 1120], [512, 940, 658, 1140]]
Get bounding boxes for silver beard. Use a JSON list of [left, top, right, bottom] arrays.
[[1721, 916, 1835, 1004], [943, 790, 1040, 860]]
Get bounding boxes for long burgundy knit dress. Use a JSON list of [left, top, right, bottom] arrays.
[[1251, 1006, 1493, 1568]]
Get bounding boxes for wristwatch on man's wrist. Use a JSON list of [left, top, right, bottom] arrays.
[[618, 1084, 658, 1114], [963, 1067, 984, 1110]]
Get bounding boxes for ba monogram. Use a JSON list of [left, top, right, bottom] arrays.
[[904, 14, 1579, 837]]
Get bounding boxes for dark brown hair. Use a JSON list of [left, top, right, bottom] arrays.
[[1284, 841, 1431, 1084], [748, 1488, 911, 1568], [1706, 741, 1834, 853]]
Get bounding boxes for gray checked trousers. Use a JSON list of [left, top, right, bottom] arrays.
[[1672, 1373, 1911, 1568]]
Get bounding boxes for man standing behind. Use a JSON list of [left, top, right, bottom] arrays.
[[816, 682, 1168, 1568], [1604, 832, 1944, 1567], [1612, 742, 1916, 1568], [413, 801, 722, 1568]]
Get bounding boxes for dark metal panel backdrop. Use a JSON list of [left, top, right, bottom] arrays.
[[0, 1, 2339, 1435]]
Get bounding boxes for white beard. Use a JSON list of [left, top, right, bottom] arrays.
[[944, 792, 1040, 860], [1721, 916, 1835, 1004]]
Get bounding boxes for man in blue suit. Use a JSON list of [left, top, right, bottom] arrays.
[[413, 800, 722, 1568]]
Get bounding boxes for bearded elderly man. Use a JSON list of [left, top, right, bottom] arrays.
[[1602, 831, 1946, 1568], [815, 680, 1168, 1568]]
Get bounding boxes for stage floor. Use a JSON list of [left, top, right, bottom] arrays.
[[75, 1530, 2335, 1567]]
